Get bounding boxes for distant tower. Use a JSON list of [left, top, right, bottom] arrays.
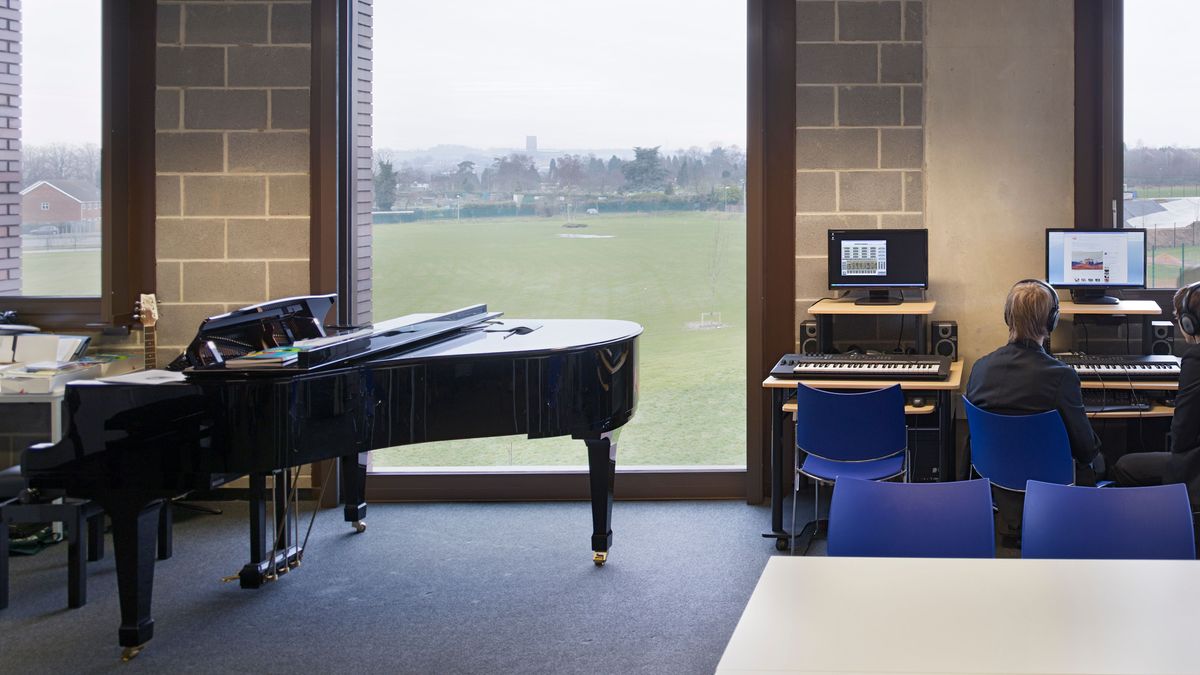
[[526, 136, 537, 153]]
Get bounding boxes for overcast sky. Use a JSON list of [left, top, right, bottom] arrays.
[[1124, 0, 1200, 148], [23, 0, 101, 146], [18, 2, 1192, 151], [372, 0, 747, 151]]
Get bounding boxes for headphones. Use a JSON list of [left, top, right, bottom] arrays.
[[1005, 278, 1059, 334], [1179, 282, 1200, 336]]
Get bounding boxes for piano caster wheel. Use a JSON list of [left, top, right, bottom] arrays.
[[121, 645, 145, 661], [775, 538, 789, 552], [592, 551, 607, 566], [352, 520, 366, 533]]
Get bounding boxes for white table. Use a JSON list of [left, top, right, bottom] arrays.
[[0, 390, 65, 442], [717, 556, 1200, 675]]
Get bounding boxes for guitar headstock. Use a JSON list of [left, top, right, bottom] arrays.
[[133, 293, 159, 329]]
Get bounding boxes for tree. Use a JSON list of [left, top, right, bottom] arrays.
[[374, 158, 398, 210], [676, 159, 690, 191], [621, 146, 668, 191], [555, 154, 585, 190], [455, 160, 479, 193], [547, 158, 558, 183], [490, 153, 539, 193]]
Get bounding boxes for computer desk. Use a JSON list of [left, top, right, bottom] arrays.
[[1081, 377, 1178, 419], [760, 361, 964, 549]]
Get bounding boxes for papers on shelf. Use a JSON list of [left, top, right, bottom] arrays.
[[0, 361, 100, 394], [0, 335, 13, 363]]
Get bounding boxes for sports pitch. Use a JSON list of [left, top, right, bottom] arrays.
[[21, 211, 748, 469]]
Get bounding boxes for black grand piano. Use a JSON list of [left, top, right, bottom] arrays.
[[20, 296, 640, 659]]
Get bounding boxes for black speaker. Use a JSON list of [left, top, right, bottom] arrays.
[[1144, 320, 1174, 356], [931, 320, 958, 361], [799, 320, 820, 354]]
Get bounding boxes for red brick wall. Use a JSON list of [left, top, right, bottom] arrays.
[[20, 184, 84, 224], [0, 0, 19, 295]]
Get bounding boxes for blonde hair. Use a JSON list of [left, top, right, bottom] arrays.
[[1004, 281, 1055, 344], [1174, 283, 1200, 343]]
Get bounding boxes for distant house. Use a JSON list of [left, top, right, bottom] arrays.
[[19, 179, 102, 232]]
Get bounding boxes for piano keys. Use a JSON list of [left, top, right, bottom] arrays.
[[770, 353, 951, 381], [1059, 354, 1181, 381]]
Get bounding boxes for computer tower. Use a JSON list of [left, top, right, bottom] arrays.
[[907, 428, 941, 482], [799, 320, 820, 354], [1143, 320, 1174, 356], [930, 320, 958, 361]]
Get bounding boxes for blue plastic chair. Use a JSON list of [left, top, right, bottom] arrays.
[[827, 477, 995, 558], [962, 397, 1074, 491], [1022, 480, 1196, 559], [791, 384, 907, 554]]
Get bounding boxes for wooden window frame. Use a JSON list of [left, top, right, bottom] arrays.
[[1, 0, 155, 330], [312, 1, 794, 501]]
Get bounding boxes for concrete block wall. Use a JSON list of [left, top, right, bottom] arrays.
[[155, 1, 312, 358], [795, 0, 924, 350]]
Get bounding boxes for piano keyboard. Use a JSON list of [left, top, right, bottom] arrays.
[[771, 353, 951, 381], [1059, 354, 1181, 381]]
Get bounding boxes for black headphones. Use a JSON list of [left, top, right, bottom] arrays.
[[1005, 278, 1059, 334], [1179, 282, 1200, 336]]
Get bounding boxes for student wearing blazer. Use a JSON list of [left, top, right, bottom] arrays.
[[1111, 282, 1200, 507]]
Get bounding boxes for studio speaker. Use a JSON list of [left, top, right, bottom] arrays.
[[931, 320, 958, 361], [1144, 320, 1174, 356], [799, 320, 820, 354]]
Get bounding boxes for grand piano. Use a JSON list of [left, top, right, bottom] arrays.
[[19, 296, 640, 659]]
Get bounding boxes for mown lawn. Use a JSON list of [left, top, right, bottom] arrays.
[[369, 211, 747, 468], [20, 212, 749, 469]]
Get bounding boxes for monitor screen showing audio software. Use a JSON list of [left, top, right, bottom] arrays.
[[827, 229, 928, 289], [1046, 229, 1146, 288]]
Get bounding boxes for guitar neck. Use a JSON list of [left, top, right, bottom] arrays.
[[144, 326, 157, 370]]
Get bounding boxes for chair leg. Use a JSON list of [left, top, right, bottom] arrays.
[[87, 511, 105, 562], [66, 506, 87, 609]]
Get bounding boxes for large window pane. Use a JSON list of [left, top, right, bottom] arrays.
[[369, 1, 746, 469], [1123, 0, 1200, 288]]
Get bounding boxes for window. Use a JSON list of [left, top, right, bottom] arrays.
[[366, 1, 747, 472], [0, 1, 153, 329], [1121, 0, 1200, 289], [3, 1, 103, 298]]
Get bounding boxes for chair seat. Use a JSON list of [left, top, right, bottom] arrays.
[[800, 453, 905, 482], [0, 464, 26, 501]]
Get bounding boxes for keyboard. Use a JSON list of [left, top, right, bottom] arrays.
[[1081, 388, 1153, 413], [771, 353, 951, 381], [1059, 354, 1181, 381]]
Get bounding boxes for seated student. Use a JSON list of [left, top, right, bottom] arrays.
[[966, 279, 1104, 485], [1110, 282, 1200, 506]]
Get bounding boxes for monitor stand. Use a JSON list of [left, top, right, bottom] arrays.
[[854, 290, 904, 306], [1070, 288, 1120, 305]]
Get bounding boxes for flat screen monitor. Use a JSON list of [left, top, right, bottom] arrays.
[[1046, 229, 1145, 304], [827, 229, 928, 305]]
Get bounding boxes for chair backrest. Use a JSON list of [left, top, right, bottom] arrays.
[[1022, 480, 1196, 560], [962, 397, 1074, 490], [827, 477, 996, 558], [794, 384, 905, 462]]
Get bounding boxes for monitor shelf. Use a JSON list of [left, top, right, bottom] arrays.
[[809, 298, 936, 315], [1058, 299, 1161, 316]]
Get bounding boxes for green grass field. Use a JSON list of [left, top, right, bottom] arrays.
[[20, 212, 748, 469], [369, 212, 747, 468], [1131, 185, 1200, 199]]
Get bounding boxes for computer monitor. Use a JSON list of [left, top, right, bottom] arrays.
[[827, 229, 929, 305], [1046, 229, 1146, 304]]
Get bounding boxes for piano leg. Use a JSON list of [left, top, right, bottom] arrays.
[[585, 433, 618, 566], [241, 474, 267, 589], [341, 452, 368, 533], [106, 499, 164, 660]]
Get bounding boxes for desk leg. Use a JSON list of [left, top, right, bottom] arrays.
[[763, 388, 790, 549]]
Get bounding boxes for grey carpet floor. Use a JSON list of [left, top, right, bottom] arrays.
[[1, 499, 797, 674]]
